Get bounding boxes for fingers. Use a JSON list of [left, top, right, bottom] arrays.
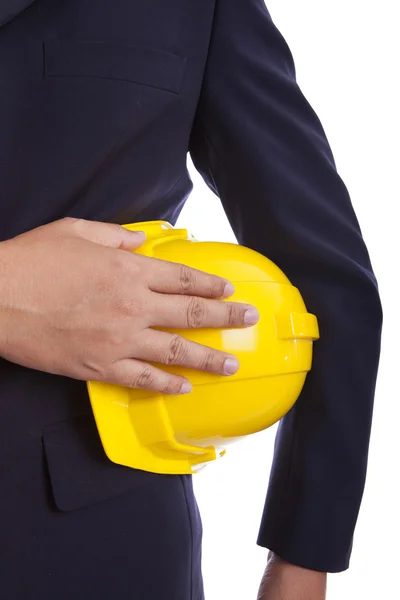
[[107, 358, 192, 395], [139, 255, 235, 298], [103, 324, 243, 395], [147, 292, 260, 329], [134, 329, 240, 376], [58, 218, 146, 250]]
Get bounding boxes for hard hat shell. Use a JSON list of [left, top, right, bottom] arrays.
[[87, 221, 319, 475]]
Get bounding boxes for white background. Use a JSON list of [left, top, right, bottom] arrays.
[[177, 1, 399, 598]]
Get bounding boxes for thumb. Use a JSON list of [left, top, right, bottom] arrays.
[[60, 218, 146, 250]]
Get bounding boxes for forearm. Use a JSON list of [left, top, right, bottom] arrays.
[[258, 553, 327, 600], [0, 240, 11, 358]]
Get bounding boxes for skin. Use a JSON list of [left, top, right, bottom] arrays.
[[258, 553, 327, 600], [0, 217, 260, 391], [0, 217, 327, 595]]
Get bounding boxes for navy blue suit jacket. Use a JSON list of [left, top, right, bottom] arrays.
[[0, 0, 382, 575]]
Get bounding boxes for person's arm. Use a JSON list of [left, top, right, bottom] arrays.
[[257, 553, 326, 600], [189, 0, 382, 584], [0, 218, 254, 393]]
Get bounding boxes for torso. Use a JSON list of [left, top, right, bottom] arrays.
[[0, 0, 215, 444], [0, 0, 215, 239]]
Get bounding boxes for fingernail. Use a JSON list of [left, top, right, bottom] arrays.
[[223, 282, 235, 297], [244, 308, 260, 326], [180, 381, 193, 394], [223, 357, 240, 375]]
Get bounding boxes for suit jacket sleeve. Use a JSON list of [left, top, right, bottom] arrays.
[[189, 0, 382, 573]]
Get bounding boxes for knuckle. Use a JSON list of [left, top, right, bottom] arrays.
[[112, 281, 147, 317], [165, 335, 187, 365], [105, 325, 126, 348], [122, 253, 143, 278], [54, 216, 82, 233], [108, 222, 127, 240], [60, 216, 80, 226], [61, 216, 85, 231], [110, 222, 125, 234], [118, 298, 147, 321], [133, 365, 155, 389], [186, 297, 206, 328], [202, 350, 218, 372], [210, 276, 226, 298], [179, 264, 196, 293], [108, 256, 142, 292], [160, 377, 181, 395], [226, 302, 240, 326], [110, 249, 129, 272]]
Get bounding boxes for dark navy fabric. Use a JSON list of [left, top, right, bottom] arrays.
[[0, 0, 382, 596]]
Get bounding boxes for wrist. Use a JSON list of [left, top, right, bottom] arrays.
[[259, 553, 327, 599], [0, 241, 12, 357]]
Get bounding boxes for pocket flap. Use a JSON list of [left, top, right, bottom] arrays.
[[42, 415, 159, 512], [44, 40, 186, 93]]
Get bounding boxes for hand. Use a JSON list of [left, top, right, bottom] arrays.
[[0, 218, 259, 393], [257, 553, 327, 600]]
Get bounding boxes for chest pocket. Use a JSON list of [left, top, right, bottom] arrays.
[[18, 39, 189, 222], [44, 40, 186, 94]]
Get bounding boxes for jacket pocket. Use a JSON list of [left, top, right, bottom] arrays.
[[42, 414, 161, 512], [44, 40, 186, 94]]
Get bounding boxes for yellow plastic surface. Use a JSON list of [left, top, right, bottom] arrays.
[[87, 221, 319, 474]]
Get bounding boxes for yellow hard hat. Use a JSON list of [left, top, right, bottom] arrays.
[[87, 221, 319, 475]]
